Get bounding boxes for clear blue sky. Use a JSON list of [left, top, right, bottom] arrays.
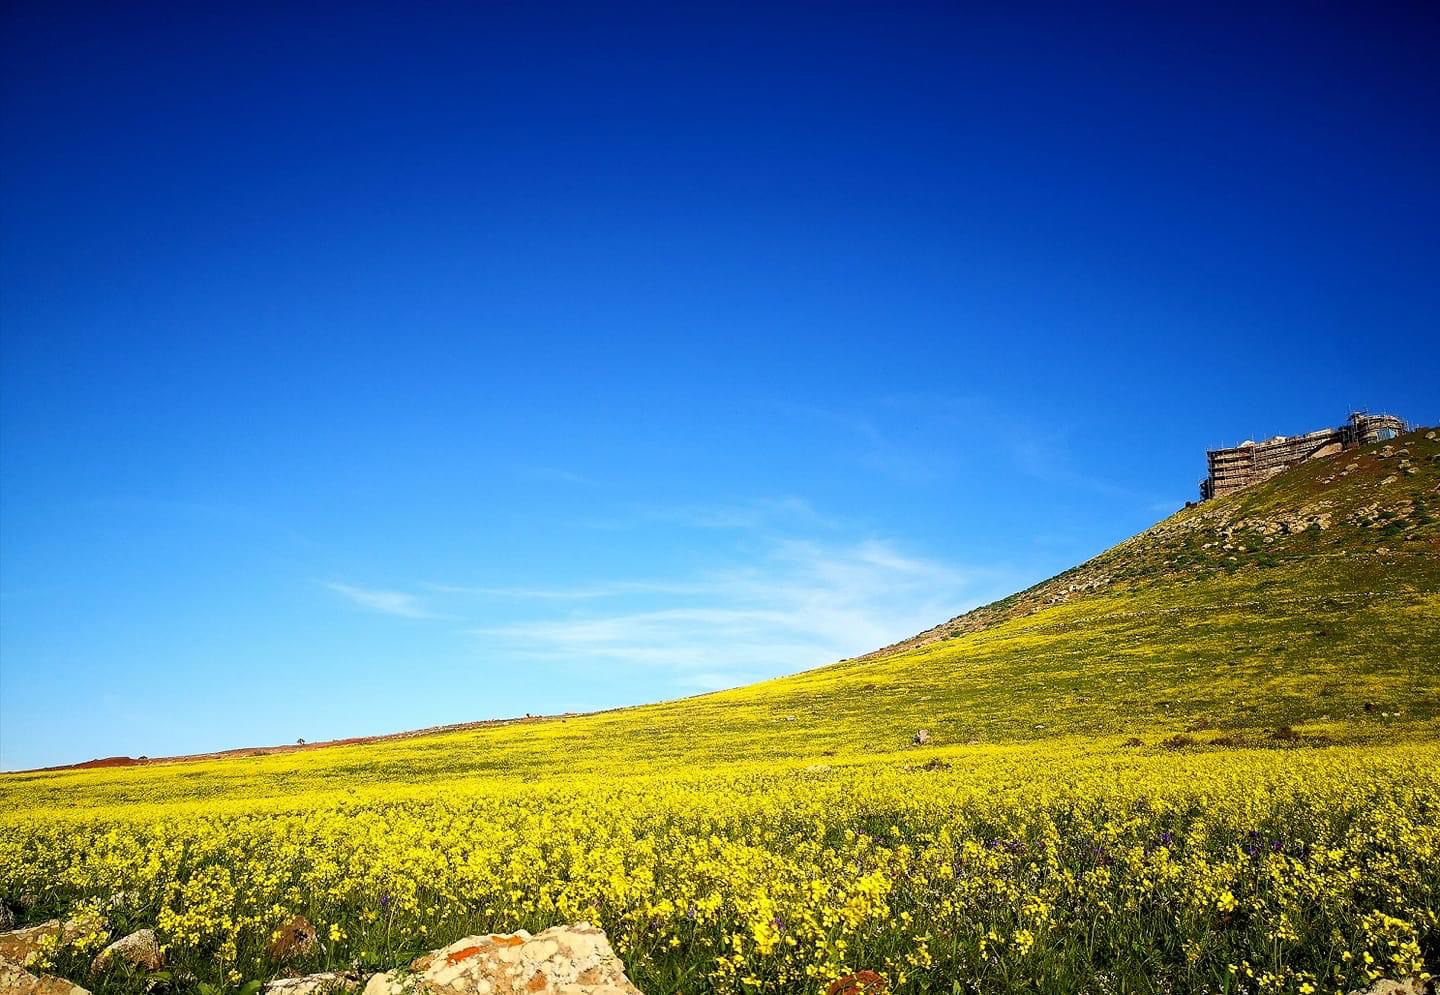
[[2, 3, 1437, 770]]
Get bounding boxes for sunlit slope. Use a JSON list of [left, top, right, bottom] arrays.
[[4, 427, 1437, 811]]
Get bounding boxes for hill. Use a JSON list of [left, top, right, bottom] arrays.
[[1, 426, 1437, 995], [12, 425, 1438, 806]]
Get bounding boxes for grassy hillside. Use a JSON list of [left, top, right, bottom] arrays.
[[1, 427, 1437, 995], [8, 426, 1436, 809]]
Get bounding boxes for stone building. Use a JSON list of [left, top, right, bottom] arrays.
[[1199, 411, 1406, 500]]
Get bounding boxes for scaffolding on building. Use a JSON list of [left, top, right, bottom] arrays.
[[1198, 411, 1406, 501]]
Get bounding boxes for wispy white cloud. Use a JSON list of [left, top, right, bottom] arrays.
[[323, 582, 439, 619], [467, 538, 1010, 689], [324, 489, 1015, 693], [423, 580, 702, 600]]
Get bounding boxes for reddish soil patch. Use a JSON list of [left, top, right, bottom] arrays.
[[68, 756, 142, 769]]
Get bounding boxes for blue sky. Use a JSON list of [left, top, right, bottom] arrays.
[[2, 2, 1437, 770]]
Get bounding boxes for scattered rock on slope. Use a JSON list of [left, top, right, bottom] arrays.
[[363, 923, 642, 995], [91, 928, 163, 974], [0, 921, 67, 967], [1348, 980, 1431, 995], [269, 915, 318, 962], [0, 958, 91, 995]]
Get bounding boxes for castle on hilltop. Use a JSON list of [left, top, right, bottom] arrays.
[[1199, 411, 1406, 501]]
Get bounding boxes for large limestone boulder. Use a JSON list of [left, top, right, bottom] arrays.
[[0, 957, 91, 995], [363, 923, 642, 995], [90, 928, 163, 974]]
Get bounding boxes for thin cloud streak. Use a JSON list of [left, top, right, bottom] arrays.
[[323, 495, 1016, 695], [423, 580, 705, 600], [467, 538, 1010, 689], [323, 582, 439, 619]]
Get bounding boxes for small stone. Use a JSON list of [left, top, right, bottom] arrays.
[[0, 905, 13, 931], [912, 729, 930, 746], [1347, 980, 1427, 995], [268, 915, 318, 963], [91, 928, 163, 974], [264, 972, 362, 995], [0, 958, 92, 995], [827, 971, 889, 995]]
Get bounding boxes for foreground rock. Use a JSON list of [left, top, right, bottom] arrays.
[[90, 928, 163, 974], [0, 958, 91, 995], [363, 923, 642, 995], [264, 972, 362, 995], [0, 921, 78, 966]]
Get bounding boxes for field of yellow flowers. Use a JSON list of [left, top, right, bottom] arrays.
[[4, 430, 1437, 994], [3, 737, 1437, 995]]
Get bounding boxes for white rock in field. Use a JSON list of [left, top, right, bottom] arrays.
[[1348, 981, 1428, 995], [363, 923, 642, 995], [90, 928, 163, 974], [0, 957, 91, 995], [264, 972, 361, 994]]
